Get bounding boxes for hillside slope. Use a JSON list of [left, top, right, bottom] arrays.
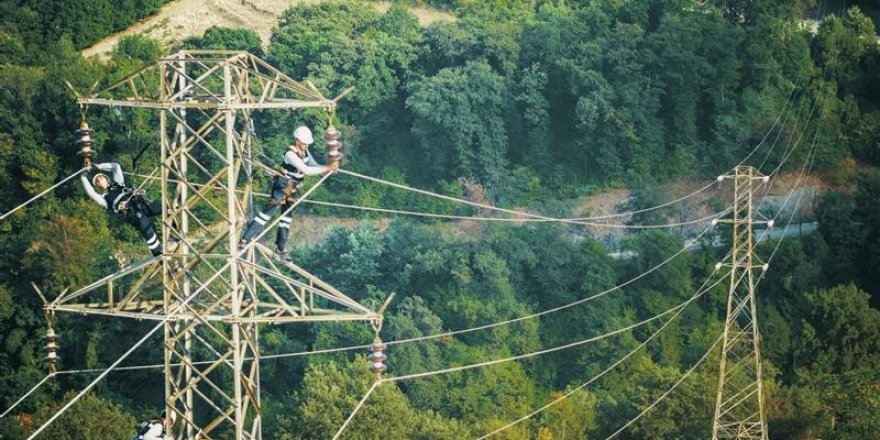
[[81, 0, 454, 59]]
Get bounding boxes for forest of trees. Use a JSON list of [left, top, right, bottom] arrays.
[[1, 0, 879, 438]]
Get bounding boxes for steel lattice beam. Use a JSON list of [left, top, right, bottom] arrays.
[[712, 166, 769, 440], [46, 51, 376, 440]]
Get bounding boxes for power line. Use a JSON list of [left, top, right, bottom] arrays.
[[602, 98, 827, 440], [9, 102, 814, 426], [127, 170, 731, 228], [386, 291, 707, 382], [339, 169, 717, 227], [24, 176, 332, 438], [332, 277, 725, 439], [331, 381, 381, 440], [302, 199, 732, 229], [469, 160, 832, 437], [478, 141, 820, 438], [604, 335, 724, 440], [0, 168, 88, 222], [26, 258, 226, 439], [476, 264, 732, 439], [327, 13, 828, 438], [0, 375, 55, 419], [2, 15, 825, 434], [1, 211, 721, 419]]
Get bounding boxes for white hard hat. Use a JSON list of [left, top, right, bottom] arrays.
[[293, 126, 314, 145], [92, 173, 109, 186]]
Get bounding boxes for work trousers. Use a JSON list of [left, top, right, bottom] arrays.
[[124, 196, 162, 257], [240, 176, 296, 250]]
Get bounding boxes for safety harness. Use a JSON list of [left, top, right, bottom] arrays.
[[132, 419, 165, 440], [273, 145, 310, 205], [102, 184, 146, 215]]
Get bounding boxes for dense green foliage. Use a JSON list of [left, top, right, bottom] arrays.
[[1, 0, 880, 439], [0, 0, 169, 57]]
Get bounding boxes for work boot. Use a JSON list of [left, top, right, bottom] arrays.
[[274, 246, 291, 262]]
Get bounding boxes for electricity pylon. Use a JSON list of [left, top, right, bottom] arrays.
[[46, 51, 377, 440], [712, 165, 770, 440]]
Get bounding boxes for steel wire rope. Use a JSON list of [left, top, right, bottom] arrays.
[[237, 121, 815, 231], [125, 170, 732, 229], [475, 142, 820, 439], [747, 0, 832, 210], [754, 0, 832, 177], [6, 50, 816, 422], [458, 100, 828, 438], [757, 86, 813, 173], [745, 87, 825, 238], [765, 94, 821, 178], [601, 0, 837, 431], [736, 77, 804, 169], [6, 80, 804, 421], [322, 12, 818, 227], [334, 106, 803, 226], [334, 110, 802, 224], [1, 207, 723, 418], [248, 143, 723, 225], [332, 271, 729, 440], [755, 109, 824, 250], [0, 167, 88, 222], [566, 83, 799, 223], [603, 335, 725, 440], [476, 262, 738, 439], [339, 168, 717, 227], [298, 199, 733, 229], [249, 57, 807, 227], [603, 146, 820, 440], [581, 101, 827, 440], [726, 60, 825, 235], [0, 375, 55, 419]]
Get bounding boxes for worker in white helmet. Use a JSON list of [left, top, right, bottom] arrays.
[[82, 162, 163, 257], [239, 125, 338, 260], [132, 410, 174, 440]]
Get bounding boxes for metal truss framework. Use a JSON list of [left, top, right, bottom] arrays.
[[712, 166, 769, 440], [47, 51, 376, 440]]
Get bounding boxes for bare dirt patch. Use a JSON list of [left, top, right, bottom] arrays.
[[82, 0, 455, 60]]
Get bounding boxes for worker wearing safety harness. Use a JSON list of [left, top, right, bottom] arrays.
[[81, 162, 163, 257], [132, 410, 172, 440], [239, 126, 338, 260]]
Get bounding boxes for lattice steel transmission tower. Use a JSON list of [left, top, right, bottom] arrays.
[[712, 165, 770, 440], [46, 51, 378, 440]]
